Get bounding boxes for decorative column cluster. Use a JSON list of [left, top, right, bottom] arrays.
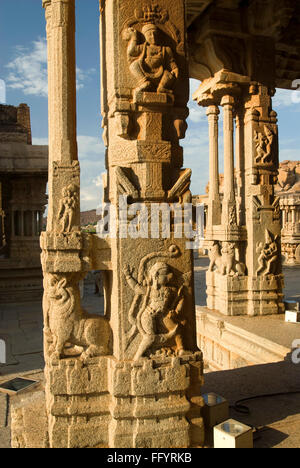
[[37, 0, 205, 449], [194, 71, 283, 317]]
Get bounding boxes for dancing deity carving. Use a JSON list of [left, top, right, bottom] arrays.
[[123, 245, 188, 360]]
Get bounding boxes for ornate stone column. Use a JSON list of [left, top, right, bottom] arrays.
[[221, 95, 236, 227], [99, 0, 204, 448], [40, 0, 94, 449], [235, 110, 245, 226], [35, 0, 204, 449], [206, 105, 221, 226], [42, 0, 79, 232]]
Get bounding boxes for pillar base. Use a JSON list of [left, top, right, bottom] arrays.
[[206, 271, 284, 316], [12, 353, 205, 448]]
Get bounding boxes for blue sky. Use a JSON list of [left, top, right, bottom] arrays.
[[1, 0, 300, 210]]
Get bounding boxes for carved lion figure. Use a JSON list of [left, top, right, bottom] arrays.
[[208, 241, 246, 277], [277, 166, 296, 192], [43, 274, 111, 362]]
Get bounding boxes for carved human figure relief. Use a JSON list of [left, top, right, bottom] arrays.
[[123, 245, 188, 360], [43, 273, 111, 362], [229, 205, 237, 226], [254, 125, 275, 165], [256, 230, 279, 276], [123, 5, 179, 96], [208, 241, 245, 276], [57, 184, 79, 233]]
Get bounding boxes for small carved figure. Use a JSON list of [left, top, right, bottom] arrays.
[[123, 23, 179, 95], [43, 274, 110, 362], [229, 205, 237, 226], [123, 246, 187, 360], [57, 184, 79, 233], [277, 166, 296, 192], [256, 230, 279, 276], [254, 125, 275, 165], [208, 241, 246, 277]]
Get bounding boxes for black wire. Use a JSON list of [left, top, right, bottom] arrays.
[[228, 391, 300, 441], [231, 390, 300, 415], [5, 393, 9, 428]]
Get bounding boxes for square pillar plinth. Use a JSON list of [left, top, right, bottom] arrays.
[[12, 354, 205, 449], [206, 271, 284, 316]]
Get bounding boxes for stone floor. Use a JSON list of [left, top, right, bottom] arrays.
[[0, 258, 300, 448]]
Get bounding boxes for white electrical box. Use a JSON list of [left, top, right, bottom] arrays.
[[285, 310, 300, 323], [214, 419, 253, 449]]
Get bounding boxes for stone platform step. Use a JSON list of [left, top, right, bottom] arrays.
[[196, 306, 300, 371]]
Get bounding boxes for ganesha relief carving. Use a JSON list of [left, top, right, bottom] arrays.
[[123, 245, 189, 360]]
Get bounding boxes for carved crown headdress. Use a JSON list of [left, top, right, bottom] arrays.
[[135, 4, 169, 26]]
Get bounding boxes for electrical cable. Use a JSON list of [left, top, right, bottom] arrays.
[[5, 393, 9, 428], [231, 390, 300, 415], [230, 390, 300, 441]]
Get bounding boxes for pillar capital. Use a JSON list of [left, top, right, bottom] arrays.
[[221, 94, 235, 107], [206, 105, 220, 117]]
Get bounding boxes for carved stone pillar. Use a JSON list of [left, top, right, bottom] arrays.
[[40, 0, 94, 449], [42, 0, 79, 232], [235, 110, 245, 226], [34, 0, 204, 449], [206, 105, 221, 226], [99, 0, 204, 448], [221, 95, 236, 227]]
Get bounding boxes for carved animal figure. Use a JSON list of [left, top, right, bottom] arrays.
[[208, 241, 246, 277], [277, 166, 296, 192], [43, 274, 110, 362]]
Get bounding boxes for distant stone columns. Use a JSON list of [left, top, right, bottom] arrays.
[[206, 105, 221, 226], [199, 93, 238, 230], [193, 71, 283, 316]]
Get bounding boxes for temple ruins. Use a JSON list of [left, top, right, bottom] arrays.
[[0, 104, 48, 303], [9, 0, 300, 449]]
